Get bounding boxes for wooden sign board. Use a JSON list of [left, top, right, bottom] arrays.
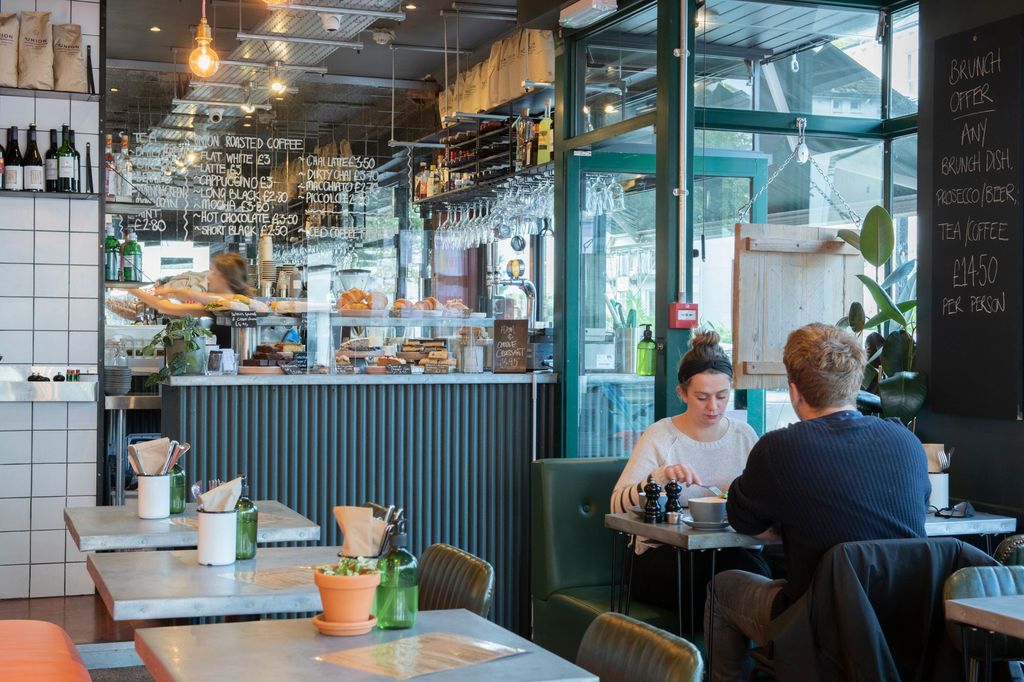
[[732, 223, 862, 390], [493, 319, 529, 373], [930, 17, 1024, 419]]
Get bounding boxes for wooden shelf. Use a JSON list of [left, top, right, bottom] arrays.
[[105, 281, 150, 289], [0, 86, 100, 102], [106, 201, 156, 215], [0, 190, 99, 200]]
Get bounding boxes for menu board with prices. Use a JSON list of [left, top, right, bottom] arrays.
[[931, 16, 1024, 419]]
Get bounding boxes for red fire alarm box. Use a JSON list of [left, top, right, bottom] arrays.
[[668, 302, 699, 329]]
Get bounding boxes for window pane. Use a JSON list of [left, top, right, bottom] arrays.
[[578, 169, 657, 457], [696, 0, 882, 119], [892, 134, 918, 303], [577, 6, 657, 135], [890, 7, 920, 117]]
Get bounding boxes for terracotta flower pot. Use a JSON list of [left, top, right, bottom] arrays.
[[314, 570, 381, 623]]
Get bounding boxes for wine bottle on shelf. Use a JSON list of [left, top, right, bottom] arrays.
[[121, 231, 142, 282], [104, 133, 116, 201], [23, 125, 45, 192], [536, 100, 553, 166], [103, 222, 121, 282], [69, 129, 82, 193], [4, 126, 24, 191], [0, 135, 5, 190], [56, 125, 75, 193], [44, 129, 59, 192]]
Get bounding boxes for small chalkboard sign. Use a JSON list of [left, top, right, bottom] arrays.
[[385, 364, 412, 375], [493, 319, 529, 373], [228, 311, 261, 327], [293, 352, 308, 369], [278, 361, 304, 376], [424, 365, 451, 375], [336, 365, 357, 375]]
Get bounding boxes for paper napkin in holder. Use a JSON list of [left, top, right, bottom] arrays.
[[201, 477, 243, 512], [135, 437, 171, 475], [334, 506, 379, 557]]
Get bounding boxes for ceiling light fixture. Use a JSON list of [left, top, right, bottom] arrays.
[[604, 103, 616, 114], [110, 87, 119, 92], [240, 81, 257, 114], [243, 122, 252, 127], [149, 26, 161, 32], [237, 31, 363, 50], [269, 62, 287, 94], [171, 97, 270, 111], [188, 0, 219, 78], [404, 3, 416, 9]]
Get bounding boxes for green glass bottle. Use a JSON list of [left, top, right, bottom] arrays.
[[235, 480, 258, 560], [121, 231, 142, 282], [637, 324, 656, 377], [103, 224, 121, 282], [169, 464, 186, 514], [56, 125, 74, 193], [376, 525, 418, 629]]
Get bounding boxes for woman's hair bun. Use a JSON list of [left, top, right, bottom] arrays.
[[689, 329, 721, 350]]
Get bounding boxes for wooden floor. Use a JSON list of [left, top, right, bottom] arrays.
[[0, 594, 156, 645]]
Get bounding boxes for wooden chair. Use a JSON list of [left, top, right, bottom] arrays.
[[577, 612, 703, 682], [418, 543, 494, 617]]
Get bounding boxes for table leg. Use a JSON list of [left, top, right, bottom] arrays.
[[676, 548, 683, 637], [961, 625, 970, 682], [610, 532, 618, 613], [986, 534, 993, 556], [984, 630, 992, 682], [689, 550, 695, 640], [707, 549, 717, 680], [114, 408, 126, 506], [625, 547, 635, 615]]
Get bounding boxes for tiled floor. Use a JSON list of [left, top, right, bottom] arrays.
[[0, 594, 151, 644]]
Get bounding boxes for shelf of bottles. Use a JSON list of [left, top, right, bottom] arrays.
[[1, 124, 92, 195], [413, 105, 554, 207]]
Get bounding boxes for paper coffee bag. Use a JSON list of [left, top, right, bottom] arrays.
[[0, 14, 18, 88], [53, 24, 87, 93], [18, 11, 54, 90]]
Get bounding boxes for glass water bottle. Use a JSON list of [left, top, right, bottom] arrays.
[[169, 464, 186, 514], [235, 481, 258, 560], [637, 324, 656, 377], [376, 527, 419, 629]]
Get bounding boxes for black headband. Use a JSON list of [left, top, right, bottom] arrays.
[[678, 358, 733, 384]]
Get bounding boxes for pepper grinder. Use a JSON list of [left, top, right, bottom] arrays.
[[643, 475, 663, 524], [665, 478, 682, 516]]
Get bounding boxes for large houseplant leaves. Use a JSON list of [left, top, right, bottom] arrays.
[[879, 371, 927, 424], [857, 275, 908, 328], [881, 330, 914, 376], [860, 205, 895, 267]]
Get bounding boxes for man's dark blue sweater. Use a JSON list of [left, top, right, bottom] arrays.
[[727, 410, 930, 604]]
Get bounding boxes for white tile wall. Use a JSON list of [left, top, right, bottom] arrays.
[[0, 531, 30, 565], [0, 2, 102, 595], [0, 431, 32, 464], [0, 565, 30, 599]]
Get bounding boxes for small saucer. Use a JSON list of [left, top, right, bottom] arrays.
[[683, 518, 730, 531], [312, 613, 376, 636]]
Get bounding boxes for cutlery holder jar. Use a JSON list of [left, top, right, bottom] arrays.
[[137, 474, 171, 520], [197, 510, 237, 566]]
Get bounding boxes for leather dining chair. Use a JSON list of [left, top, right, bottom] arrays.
[[418, 543, 495, 617], [994, 535, 1024, 566], [576, 612, 704, 682], [944, 565, 1024, 681]]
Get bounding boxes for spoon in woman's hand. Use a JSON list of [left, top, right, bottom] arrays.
[[689, 483, 725, 498]]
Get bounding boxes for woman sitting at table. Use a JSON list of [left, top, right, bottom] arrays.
[[610, 329, 772, 615]]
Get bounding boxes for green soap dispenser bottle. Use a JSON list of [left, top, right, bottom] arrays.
[[376, 523, 419, 629], [637, 324, 656, 376]]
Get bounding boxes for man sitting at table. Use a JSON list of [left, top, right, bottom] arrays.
[[706, 322, 930, 682]]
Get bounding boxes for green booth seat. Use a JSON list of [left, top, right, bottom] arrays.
[[531, 457, 676, 661]]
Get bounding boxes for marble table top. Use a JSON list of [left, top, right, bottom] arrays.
[[65, 500, 320, 551], [605, 511, 1016, 551], [946, 596, 1024, 639], [135, 609, 598, 682], [88, 545, 340, 621]]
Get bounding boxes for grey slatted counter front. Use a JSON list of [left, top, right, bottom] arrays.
[[161, 372, 560, 634]]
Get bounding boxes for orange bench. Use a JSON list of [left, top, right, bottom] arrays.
[[0, 620, 91, 681]]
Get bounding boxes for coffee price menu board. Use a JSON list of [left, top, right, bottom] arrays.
[[114, 132, 380, 245], [931, 17, 1024, 419]]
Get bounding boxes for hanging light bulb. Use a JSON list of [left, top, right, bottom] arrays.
[[268, 63, 286, 95], [240, 81, 257, 114], [189, 0, 219, 78]]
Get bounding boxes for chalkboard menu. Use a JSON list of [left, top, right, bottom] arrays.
[[931, 16, 1024, 419], [493, 320, 528, 373]]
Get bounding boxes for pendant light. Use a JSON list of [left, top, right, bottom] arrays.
[[268, 62, 286, 95], [189, 0, 220, 78], [240, 81, 257, 114]]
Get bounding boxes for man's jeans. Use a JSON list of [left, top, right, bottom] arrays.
[[704, 569, 786, 682]]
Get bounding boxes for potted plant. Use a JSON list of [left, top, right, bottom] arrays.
[[142, 316, 214, 386], [314, 557, 380, 626], [837, 206, 927, 427]]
